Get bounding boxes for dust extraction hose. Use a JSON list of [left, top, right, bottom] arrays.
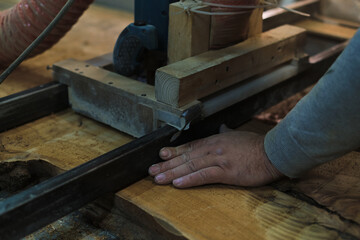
[[0, 0, 94, 69]]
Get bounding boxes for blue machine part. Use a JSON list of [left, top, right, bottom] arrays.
[[135, 0, 178, 51], [113, 23, 158, 76], [113, 0, 177, 77]]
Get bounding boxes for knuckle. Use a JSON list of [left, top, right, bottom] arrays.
[[198, 170, 209, 184], [181, 152, 190, 162], [187, 160, 197, 172], [167, 169, 176, 180], [186, 142, 194, 152], [160, 161, 170, 171], [217, 158, 230, 169]]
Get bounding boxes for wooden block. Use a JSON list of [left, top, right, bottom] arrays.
[[209, 7, 263, 49], [248, 8, 264, 37], [294, 19, 357, 40], [155, 25, 306, 107], [167, 2, 211, 64]]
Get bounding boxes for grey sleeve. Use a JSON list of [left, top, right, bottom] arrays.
[[264, 28, 360, 178]]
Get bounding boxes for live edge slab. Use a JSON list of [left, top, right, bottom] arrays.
[[1, 3, 360, 240]]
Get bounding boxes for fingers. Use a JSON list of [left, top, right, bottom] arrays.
[[149, 151, 193, 176], [152, 154, 218, 185], [158, 138, 205, 160], [219, 124, 233, 133], [173, 167, 224, 188], [149, 138, 212, 176]]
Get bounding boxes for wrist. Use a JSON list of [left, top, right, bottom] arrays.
[[257, 135, 284, 181]]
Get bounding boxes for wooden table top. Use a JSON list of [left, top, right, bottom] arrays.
[[1, 3, 360, 240]]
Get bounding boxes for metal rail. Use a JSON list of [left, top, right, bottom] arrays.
[[0, 82, 68, 133]]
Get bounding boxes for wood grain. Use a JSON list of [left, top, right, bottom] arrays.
[[276, 152, 360, 225], [155, 25, 306, 107], [0, 109, 133, 170], [167, 2, 211, 64], [118, 178, 360, 240], [116, 120, 360, 239], [294, 19, 357, 40]]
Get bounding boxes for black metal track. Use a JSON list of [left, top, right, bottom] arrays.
[[0, 124, 178, 239], [0, 81, 68, 133]]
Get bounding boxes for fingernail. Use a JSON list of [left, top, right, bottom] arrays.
[[149, 164, 160, 175], [173, 178, 183, 187], [155, 173, 166, 183], [160, 148, 169, 158]]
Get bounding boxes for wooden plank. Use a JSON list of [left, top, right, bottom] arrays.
[[314, 13, 360, 29], [0, 110, 133, 170], [155, 25, 306, 107], [294, 19, 357, 40], [275, 151, 360, 225], [240, 120, 360, 228], [118, 177, 360, 240], [115, 120, 360, 239], [167, 2, 211, 64]]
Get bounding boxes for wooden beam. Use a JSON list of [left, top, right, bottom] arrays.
[[294, 19, 357, 40], [155, 25, 306, 107], [248, 8, 264, 37], [167, 2, 211, 64]]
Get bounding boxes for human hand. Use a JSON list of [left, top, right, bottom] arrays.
[[148, 130, 283, 188]]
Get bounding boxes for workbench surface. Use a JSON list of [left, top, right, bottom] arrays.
[[1, 3, 360, 240]]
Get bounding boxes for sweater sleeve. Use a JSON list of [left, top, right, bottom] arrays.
[[264, 28, 360, 178]]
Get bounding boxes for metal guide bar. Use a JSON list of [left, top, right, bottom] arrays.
[[0, 81, 68, 133]]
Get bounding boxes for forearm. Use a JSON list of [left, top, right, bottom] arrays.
[[264, 29, 360, 178]]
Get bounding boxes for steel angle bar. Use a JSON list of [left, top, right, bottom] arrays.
[[0, 81, 68, 133]]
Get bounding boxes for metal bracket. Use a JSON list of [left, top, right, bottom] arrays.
[[53, 58, 202, 137]]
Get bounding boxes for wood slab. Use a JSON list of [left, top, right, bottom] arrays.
[[0, 109, 133, 170], [275, 152, 360, 225], [294, 19, 357, 40], [116, 120, 360, 239], [117, 175, 360, 239], [155, 25, 306, 107]]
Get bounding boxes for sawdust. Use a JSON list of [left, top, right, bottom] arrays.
[[255, 85, 313, 124]]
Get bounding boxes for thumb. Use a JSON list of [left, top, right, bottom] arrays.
[[219, 124, 234, 133]]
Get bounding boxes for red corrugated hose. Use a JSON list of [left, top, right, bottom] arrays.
[[0, 0, 94, 68]]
